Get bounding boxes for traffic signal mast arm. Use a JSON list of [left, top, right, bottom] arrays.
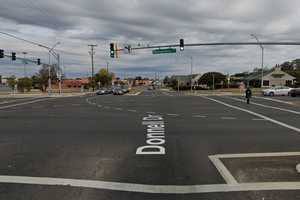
[[0, 49, 43, 65], [119, 41, 300, 52]]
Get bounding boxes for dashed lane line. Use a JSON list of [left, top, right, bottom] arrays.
[[202, 96, 300, 134], [114, 108, 123, 111], [252, 118, 266, 121], [147, 111, 156, 114], [128, 109, 137, 112], [220, 117, 237, 120], [166, 113, 179, 117], [2, 175, 300, 194], [192, 115, 207, 118]]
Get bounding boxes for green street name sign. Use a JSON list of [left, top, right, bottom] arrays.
[[152, 48, 177, 54]]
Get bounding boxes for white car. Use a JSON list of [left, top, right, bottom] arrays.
[[262, 86, 292, 96]]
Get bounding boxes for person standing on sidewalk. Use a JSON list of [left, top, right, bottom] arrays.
[[245, 87, 252, 104]]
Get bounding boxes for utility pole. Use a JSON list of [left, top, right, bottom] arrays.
[[212, 73, 215, 90], [190, 56, 193, 92], [106, 62, 109, 72], [22, 52, 27, 77], [88, 44, 97, 91]]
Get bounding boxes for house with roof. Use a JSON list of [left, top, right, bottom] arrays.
[[244, 66, 296, 87], [170, 74, 202, 89]]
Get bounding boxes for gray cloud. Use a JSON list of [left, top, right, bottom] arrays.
[[1, 0, 300, 78]]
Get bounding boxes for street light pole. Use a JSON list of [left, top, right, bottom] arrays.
[[251, 34, 264, 87], [48, 42, 61, 96]]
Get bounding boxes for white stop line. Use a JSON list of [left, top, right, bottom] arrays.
[[2, 175, 300, 194]]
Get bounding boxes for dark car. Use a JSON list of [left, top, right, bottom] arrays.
[[96, 89, 107, 95], [290, 88, 300, 97]]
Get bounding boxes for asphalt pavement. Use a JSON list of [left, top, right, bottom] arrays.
[[0, 90, 300, 199]]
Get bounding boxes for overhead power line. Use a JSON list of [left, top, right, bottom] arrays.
[[0, 31, 85, 56]]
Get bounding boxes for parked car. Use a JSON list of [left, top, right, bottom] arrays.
[[290, 88, 300, 97], [113, 89, 124, 95], [262, 86, 292, 96], [96, 89, 107, 95]]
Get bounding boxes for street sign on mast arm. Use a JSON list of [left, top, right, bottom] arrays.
[[152, 48, 176, 54]]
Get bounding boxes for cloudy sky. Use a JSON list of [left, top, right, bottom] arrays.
[[1, 0, 300, 78]]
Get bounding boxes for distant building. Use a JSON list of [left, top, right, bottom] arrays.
[[170, 74, 202, 88], [244, 66, 296, 87], [52, 78, 89, 90]]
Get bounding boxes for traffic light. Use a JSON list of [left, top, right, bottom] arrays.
[[179, 39, 184, 51], [0, 49, 4, 58], [37, 58, 41, 65], [11, 52, 16, 61], [110, 43, 115, 58]]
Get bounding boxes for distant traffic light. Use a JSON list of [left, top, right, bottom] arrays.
[[0, 49, 4, 58], [37, 58, 41, 65], [11, 52, 16, 61], [110, 43, 115, 58], [180, 39, 184, 51]]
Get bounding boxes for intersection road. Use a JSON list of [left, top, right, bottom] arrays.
[[0, 91, 300, 199]]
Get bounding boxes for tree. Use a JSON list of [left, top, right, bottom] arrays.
[[7, 76, 17, 90], [95, 69, 114, 87], [163, 76, 170, 85], [198, 72, 226, 89], [34, 64, 59, 91], [17, 77, 32, 92]]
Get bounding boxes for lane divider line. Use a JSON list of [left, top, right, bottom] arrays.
[[220, 117, 237, 120], [202, 96, 300, 134], [226, 96, 300, 115]]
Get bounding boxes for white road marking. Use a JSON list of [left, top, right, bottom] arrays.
[[252, 118, 266, 121], [0, 98, 51, 110], [166, 113, 179, 116], [128, 109, 137, 112], [212, 151, 300, 158], [296, 164, 300, 173], [97, 105, 102, 108], [193, 115, 207, 118], [147, 112, 156, 114], [254, 96, 294, 105], [210, 151, 300, 184], [202, 96, 300, 134], [226, 96, 300, 115], [115, 108, 123, 111], [208, 155, 238, 184], [220, 117, 236, 120], [2, 175, 300, 193]]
